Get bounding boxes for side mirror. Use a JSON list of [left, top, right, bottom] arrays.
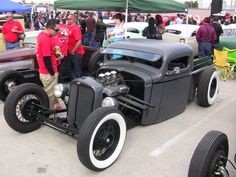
[[174, 66, 181, 74], [166, 66, 181, 75]]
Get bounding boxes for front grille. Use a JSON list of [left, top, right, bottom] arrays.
[[67, 77, 103, 129]]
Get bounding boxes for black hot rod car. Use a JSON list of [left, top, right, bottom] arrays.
[[4, 39, 219, 171]]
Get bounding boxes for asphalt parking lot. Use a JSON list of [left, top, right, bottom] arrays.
[[0, 79, 235, 177]]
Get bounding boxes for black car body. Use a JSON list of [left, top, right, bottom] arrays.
[[4, 39, 219, 171]]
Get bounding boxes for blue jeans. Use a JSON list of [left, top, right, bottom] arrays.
[[87, 32, 94, 43], [198, 42, 212, 58], [6, 41, 20, 50], [82, 34, 88, 46], [69, 54, 83, 80]]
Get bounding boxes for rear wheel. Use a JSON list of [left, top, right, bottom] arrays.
[[4, 83, 49, 133], [0, 70, 24, 101], [188, 130, 229, 177], [77, 107, 127, 171], [197, 67, 219, 107]]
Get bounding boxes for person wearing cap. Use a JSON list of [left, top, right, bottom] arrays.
[[36, 19, 60, 109], [196, 17, 217, 58], [2, 12, 24, 50]]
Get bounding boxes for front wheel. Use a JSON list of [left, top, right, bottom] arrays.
[[188, 130, 229, 177], [4, 83, 49, 133], [77, 107, 127, 171], [197, 67, 219, 107]]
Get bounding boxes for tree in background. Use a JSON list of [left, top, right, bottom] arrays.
[[184, 1, 199, 8]]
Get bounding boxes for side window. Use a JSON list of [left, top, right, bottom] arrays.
[[127, 27, 139, 34], [165, 29, 181, 35], [168, 56, 189, 71]]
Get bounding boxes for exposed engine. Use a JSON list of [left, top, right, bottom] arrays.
[[97, 70, 129, 97]]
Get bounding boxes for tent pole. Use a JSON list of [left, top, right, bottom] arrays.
[[125, 0, 128, 39]]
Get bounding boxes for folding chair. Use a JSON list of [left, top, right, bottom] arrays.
[[223, 47, 236, 77], [213, 49, 234, 81]]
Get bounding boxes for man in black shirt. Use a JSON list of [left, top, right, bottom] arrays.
[[211, 16, 223, 51]]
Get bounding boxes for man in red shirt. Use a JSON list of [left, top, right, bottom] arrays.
[[36, 19, 60, 109], [2, 12, 24, 50], [67, 14, 85, 80], [54, 22, 69, 83], [196, 17, 216, 58]]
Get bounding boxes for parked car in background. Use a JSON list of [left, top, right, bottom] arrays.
[[125, 22, 148, 38], [103, 22, 148, 47], [23, 30, 42, 47], [0, 47, 39, 101], [162, 24, 199, 57], [162, 24, 236, 56], [219, 24, 236, 50]]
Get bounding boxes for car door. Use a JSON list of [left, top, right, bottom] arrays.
[[156, 55, 192, 123]]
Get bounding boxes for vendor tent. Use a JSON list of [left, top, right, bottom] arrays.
[[54, 0, 187, 13], [0, 0, 31, 13]]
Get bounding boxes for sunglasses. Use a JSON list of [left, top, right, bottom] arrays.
[[66, 18, 72, 20], [6, 16, 13, 18], [51, 27, 59, 32]]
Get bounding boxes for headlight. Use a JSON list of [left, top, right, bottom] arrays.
[[101, 97, 118, 107], [54, 84, 64, 98]]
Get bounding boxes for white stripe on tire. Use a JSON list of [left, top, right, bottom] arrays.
[[89, 113, 126, 169]]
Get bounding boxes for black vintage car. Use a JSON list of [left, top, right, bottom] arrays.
[[3, 39, 219, 171]]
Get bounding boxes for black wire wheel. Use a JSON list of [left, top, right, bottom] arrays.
[[188, 130, 229, 177], [77, 107, 127, 171], [4, 83, 49, 133], [197, 67, 219, 107], [0, 70, 24, 101]]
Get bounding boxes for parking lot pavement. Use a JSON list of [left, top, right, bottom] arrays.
[[0, 79, 235, 177]]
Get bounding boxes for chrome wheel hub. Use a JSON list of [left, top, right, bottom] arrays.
[[5, 80, 17, 92]]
